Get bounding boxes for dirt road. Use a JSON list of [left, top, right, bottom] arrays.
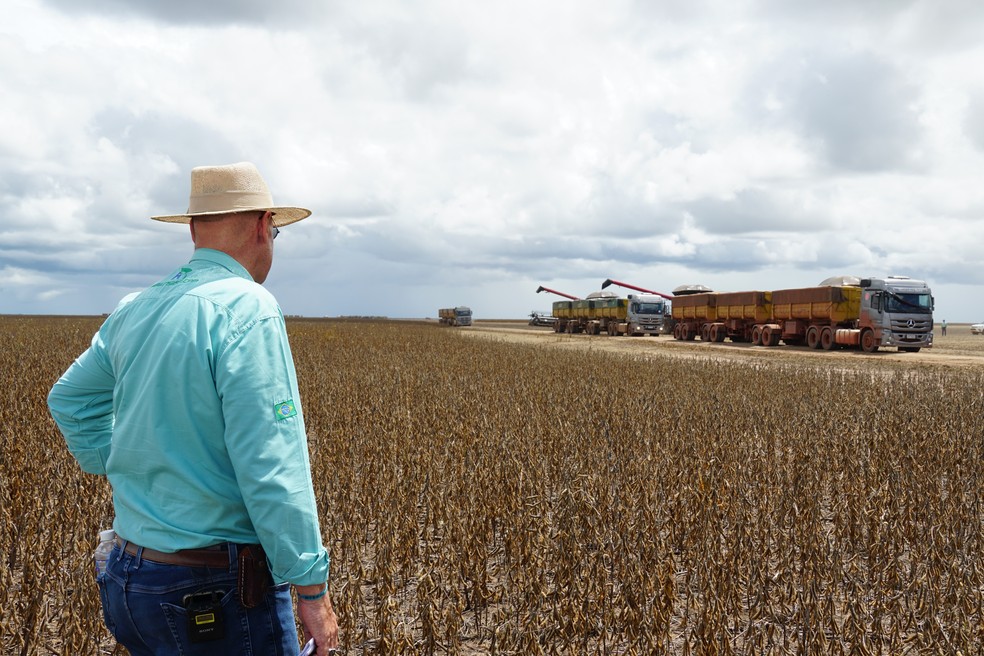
[[462, 321, 984, 372]]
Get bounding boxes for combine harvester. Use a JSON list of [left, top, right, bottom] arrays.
[[670, 275, 934, 352], [528, 311, 558, 327]]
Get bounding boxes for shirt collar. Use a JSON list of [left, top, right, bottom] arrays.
[[190, 248, 253, 281]]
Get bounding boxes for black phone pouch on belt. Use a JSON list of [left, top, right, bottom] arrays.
[[238, 544, 272, 609]]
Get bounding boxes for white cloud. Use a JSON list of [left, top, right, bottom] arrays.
[[0, 0, 980, 320]]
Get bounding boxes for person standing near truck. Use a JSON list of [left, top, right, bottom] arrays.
[[942, 319, 947, 336], [47, 162, 339, 654]]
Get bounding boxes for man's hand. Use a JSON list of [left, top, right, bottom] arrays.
[[295, 584, 339, 653]]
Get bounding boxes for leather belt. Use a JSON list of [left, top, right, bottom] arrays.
[[118, 539, 230, 568]]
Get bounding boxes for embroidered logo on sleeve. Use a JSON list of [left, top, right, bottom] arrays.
[[274, 399, 297, 421]]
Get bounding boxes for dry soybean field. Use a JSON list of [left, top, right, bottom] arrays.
[[3, 315, 984, 654]]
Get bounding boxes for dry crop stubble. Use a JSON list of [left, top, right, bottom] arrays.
[[3, 316, 984, 654]]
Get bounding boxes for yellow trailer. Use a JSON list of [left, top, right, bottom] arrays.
[[561, 295, 628, 334], [671, 293, 718, 340], [771, 285, 862, 349], [672, 291, 775, 342]]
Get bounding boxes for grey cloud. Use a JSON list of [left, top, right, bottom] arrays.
[[328, 14, 480, 102], [40, 0, 326, 26], [756, 0, 984, 53], [753, 0, 917, 25], [751, 50, 922, 172], [318, 197, 395, 221], [682, 189, 815, 235], [963, 92, 984, 153], [88, 109, 240, 213], [580, 175, 682, 239]]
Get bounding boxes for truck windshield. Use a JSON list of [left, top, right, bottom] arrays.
[[635, 303, 664, 315], [456, 310, 470, 317], [886, 292, 933, 314]]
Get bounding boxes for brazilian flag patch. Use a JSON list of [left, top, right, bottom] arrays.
[[274, 399, 297, 421]]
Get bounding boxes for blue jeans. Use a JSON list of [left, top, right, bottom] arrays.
[[98, 541, 298, 655]]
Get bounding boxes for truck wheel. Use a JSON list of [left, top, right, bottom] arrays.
[[751, 325, 763, 346], [701, 324, 711, 341], [762, 326, 779, 347], [820, 327, 835, 350], [673, 324, 682, 340], [806, 327, 820, 349], [861, 330, 879, 353]]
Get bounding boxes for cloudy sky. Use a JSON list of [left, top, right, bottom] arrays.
[[3, 0, 983, 322]]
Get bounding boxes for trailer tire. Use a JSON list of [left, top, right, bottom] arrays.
[[861, 329, 879, 353], [820, 327, 835, 350], [806, 327, 821, 349], [701, 324, 711, 341], [751, 325, 763, 346], [673, 323, 682, 340], [762, 325, 780, 347]]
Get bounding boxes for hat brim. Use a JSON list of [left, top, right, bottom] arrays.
[[151, 207, 312, 228]]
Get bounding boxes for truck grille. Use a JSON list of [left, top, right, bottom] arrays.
[[891, 317, 932, 333]]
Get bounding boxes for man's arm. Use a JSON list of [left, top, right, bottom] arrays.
[[296, 584, 340, 651], [217, 314, 331, 584], [47, 336, 116, 475]]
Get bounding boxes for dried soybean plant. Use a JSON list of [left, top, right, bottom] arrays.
[[4, 315, 984, 654], [1, 316, 115, 655], [293, 320, 984, 654]]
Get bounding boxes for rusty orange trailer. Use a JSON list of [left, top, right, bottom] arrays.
[[669, 277, 934, 352]]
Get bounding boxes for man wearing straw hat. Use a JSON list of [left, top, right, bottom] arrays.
[[48, 162, 339, 654]]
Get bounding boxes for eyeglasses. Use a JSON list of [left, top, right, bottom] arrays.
[[256, 211, 279, 240]]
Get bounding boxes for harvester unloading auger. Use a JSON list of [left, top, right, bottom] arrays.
[[535, 285, 580, 300], [600, 278, 673, 301]]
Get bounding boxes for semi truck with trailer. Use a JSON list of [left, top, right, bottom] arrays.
[[600, 279, 675, 336], [536, 284, 671, 336], [438, 306, 473, 327], [671, 276, 934, 352], [536, 287, 622, 335]]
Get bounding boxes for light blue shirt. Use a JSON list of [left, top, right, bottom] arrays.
[[47, 248, 329, 586]]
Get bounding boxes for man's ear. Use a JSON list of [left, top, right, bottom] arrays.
[[257, 211, 271, 241]]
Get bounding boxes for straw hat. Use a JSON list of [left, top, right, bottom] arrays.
[[151, 162, 311, 227]]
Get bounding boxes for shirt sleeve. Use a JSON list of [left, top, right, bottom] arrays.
[[47, 331, 116, 476], [215, 313, 330, 586]]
